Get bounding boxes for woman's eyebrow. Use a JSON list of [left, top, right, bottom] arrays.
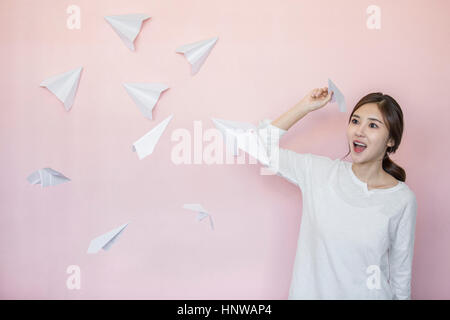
[[352, 114, 384, 124]]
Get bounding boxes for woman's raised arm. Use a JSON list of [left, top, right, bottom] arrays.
[[271, 87, 333, 131]]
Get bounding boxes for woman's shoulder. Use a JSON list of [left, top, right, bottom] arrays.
[[308, 153, 342, 170], [401, 183, 417, 202], [305, 154, 344, 183], [395, 181, 417, 210]]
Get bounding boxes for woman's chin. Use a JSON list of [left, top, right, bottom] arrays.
[[350, 153, 366, 164]]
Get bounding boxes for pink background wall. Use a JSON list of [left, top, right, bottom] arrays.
[[1, 0, 449, 299]]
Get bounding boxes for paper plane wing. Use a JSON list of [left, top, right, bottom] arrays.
[[87, 223, 128, 254], [27, 168, 70, 187], [196, 212, 209, 221], [176, 37, 218, 75], [183, 204, 214, 230], [105, 14, 150, 51], [40, 67, 82, 111], [132, 114, 173, 159], [123, 82, 169, 120], [328, 78, 346, 112], [208, 215, 214, 230]]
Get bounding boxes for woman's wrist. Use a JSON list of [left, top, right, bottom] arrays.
[[292, 101, 312, 117], [271, 101, 312, 131]]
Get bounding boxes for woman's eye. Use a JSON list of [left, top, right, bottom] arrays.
[[370, 123, 378, 128], [351, 119, 358, 124]]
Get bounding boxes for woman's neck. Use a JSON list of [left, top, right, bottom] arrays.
[[352, 160, 393, 188]]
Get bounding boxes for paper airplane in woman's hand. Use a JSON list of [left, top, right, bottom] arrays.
[[40, 67, 82, 111], [87, 223, 129, 254], [328, 79, 346, 112], [27, 168, 70, 187], [104, 14, 150, 51], [123, 82, 169, 120], [183, 204, 214, 230], [176, 37, 218, 75], [132, 114, 173, 159], [211, 118, 256, 156]]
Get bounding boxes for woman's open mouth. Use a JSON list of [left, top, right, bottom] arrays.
[[353, 141, 367, 153]]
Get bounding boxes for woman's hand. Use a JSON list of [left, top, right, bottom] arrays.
[[270, 87, 334, 131], [298, 87, 333, 112]]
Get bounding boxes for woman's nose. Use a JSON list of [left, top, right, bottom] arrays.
[[356, 125, 366, 136]]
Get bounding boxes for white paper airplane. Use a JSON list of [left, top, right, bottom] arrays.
[[40, 67, 82, 111], [211, 118, 256, 156], [27, 168, 70, 187], [123, 82, 169, 120], [104, 14, 150, 51], [87, 223, 129, 254], [328, 78, 346, 112], [176, 36, 218, 75], [132, 114, 173, 159], [183, 204, 214, 230]]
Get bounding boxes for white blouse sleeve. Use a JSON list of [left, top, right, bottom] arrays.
[[253, 119, 313, 190], [389, 194, 418, 300]]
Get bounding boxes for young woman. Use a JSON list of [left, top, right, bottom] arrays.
[[250, 87, 417, 299]]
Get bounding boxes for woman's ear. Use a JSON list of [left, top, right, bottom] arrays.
[[387, 137, 395, 148]]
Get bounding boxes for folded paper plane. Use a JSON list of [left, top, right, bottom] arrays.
[[176, 36, 218, 75], [105, 14, 150, 51], [87, 223, 129, 254], [183, 204, 214, 230], [123, 82, 169, 120], [40, 67, 82, 111], [27, 168, 70, 187], [328, 79, 346, 112], [211, 118, 256, 156], [133, 114, 173, 159]]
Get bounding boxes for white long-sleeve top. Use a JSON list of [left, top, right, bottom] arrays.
[[240, 119, 418, 300]]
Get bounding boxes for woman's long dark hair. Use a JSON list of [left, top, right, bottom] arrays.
[[341, 93, 406, 182]]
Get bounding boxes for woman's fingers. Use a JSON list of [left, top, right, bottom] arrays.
[[311, 87, 329, 99], [313, 88, 324, 98], [301, 87, 333, 112]]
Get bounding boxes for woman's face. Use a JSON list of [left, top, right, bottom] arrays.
[[346, 103, 394, 164]]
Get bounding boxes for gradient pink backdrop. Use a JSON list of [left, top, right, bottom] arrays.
[[1, 0, 449, 299]]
